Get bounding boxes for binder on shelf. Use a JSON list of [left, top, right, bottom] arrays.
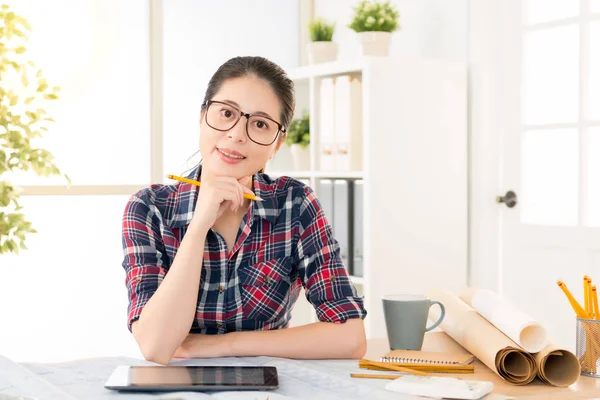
[[318, 78, 335, 171], [333, 180, 352, 274], [352, 180, 364, 277], [333, 75, 363, 172], [316, 179, 334, 227]]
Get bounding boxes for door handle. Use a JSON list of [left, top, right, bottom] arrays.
[[496, 190, 517, 208]]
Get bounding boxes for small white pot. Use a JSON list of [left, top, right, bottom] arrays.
[[289, 144, 310, 170], [307, 41, 338, 64], [357, 31, 392, 56]]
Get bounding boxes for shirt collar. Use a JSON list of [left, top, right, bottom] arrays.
[[250, 172, 279, 224], [170, 166, 200, 229], [170, 165, 279, 229]]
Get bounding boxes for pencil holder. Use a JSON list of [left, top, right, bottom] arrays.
[[576, 318, 600, 377]]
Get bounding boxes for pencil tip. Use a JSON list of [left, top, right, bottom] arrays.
[[254, 197, 264, 201]]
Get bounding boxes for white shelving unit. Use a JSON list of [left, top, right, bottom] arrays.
[[270, 57, 469, 337]]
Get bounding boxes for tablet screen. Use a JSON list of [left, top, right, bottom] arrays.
[[105, 366, 279, 390]]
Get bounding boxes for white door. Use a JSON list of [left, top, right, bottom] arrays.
[[471, 0, 600, 351]]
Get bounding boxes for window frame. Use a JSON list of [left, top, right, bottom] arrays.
[[521, 0, 600, 226], [18, 0, 163, 198]]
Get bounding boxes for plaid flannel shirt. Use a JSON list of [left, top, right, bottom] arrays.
[[121, 166, 366, 334]]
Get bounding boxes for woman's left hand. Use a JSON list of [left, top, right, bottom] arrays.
[[172, 333, 234, 359]]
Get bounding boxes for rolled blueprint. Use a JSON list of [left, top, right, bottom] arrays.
[[458, 288, 580, 387], [534, 342, 580, 387], [459, 288, 548, 353], [427, 289, 537, 385]]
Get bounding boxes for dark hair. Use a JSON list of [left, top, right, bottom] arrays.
[[201, 56, 296, 135]]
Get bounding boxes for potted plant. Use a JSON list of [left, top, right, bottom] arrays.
[[0, 3, 67, 254], [285, 112, 310, 170], [348, 0, 400, 56], [307, 18, 337, 64]]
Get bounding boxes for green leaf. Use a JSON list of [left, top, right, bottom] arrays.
[[308, 18, 335, 41], [348, 0, 400, 32], [285, 111, 310, 147], [6, 240, 16, 253], [0, 3, 65, 256], [13, 29, 25, 39], [16, 16, 32, 31]]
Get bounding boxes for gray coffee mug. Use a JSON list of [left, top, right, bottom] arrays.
[[382, 294, 446, 350]]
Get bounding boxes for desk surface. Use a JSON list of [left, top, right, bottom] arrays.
[[0, 338, 599, 400], [365, 337, 600, 400]]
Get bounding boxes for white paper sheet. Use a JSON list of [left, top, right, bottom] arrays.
[[459, 288, 548, 353]]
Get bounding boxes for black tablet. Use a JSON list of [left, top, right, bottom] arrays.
[[104, 365, 279, 392]]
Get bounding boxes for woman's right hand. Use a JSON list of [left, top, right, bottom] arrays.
[[190, 176, 253, 233]]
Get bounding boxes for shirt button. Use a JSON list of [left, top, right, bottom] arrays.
[[216, 322, 223, 328], [135, 276, 142, 283], [329, 276, 336, 282], [219, 285, 225, 293], [264, 275, 271, 284]]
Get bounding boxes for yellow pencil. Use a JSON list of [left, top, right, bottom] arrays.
[[557, 280, 591, 319], [350, 373, 402, 380], [359, 359, 431, 377], [585, 276, 590, 315], [589, 277, 595, 318], [593, 285, 599, 321], [590, 282, 600, 373], [167, 174, 263, 201]]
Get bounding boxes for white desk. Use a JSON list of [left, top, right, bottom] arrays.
[[2, 338, 599, 399], [0, 352, 420, 400]]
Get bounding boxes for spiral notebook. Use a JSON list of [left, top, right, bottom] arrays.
[[380, 350, 474, 365], [379, 333, 475, 365]]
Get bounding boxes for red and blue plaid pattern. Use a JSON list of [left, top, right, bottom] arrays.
[[121, 166, 366, 334]]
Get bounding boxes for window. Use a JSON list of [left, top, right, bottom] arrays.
[[520, 0, 600, 227], [0, 0, 298, 362]]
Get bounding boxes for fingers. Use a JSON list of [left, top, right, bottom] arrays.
[[214, 184, 241, 212], [217, 176, 252, 205], [203, 176, 253, 212]]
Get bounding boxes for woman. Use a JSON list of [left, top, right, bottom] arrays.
[[121, 56, 367, 365]]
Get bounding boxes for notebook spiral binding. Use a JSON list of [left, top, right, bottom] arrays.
[[379, 357, 459, 365]]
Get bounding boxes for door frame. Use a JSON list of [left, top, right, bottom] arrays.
[[467, 0, 505, 292]]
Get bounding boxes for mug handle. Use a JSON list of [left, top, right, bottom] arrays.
[[425, 301, 445, 332]]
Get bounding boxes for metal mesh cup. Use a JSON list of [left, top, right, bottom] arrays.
[[576, 318, 600, 377]]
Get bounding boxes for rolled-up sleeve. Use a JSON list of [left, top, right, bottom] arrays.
[[121, 194, 167, 332], [294, 186, 367, 323]]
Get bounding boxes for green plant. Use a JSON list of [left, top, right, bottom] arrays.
[[0, 3, 68, 254], [348, 0, 400, 33], [308, 18, 335, 42], [285, 112, 309, 149]]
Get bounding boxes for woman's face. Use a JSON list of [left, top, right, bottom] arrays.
[[199, 76, 284, 179]]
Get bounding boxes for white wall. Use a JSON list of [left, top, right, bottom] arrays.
[[163, 0, 300, 177], [313, 0, 468, 62]]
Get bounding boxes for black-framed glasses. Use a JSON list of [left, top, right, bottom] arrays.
[[202, 100, 286, 146]]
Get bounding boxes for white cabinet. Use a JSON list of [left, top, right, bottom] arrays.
[[270, 57, 468, 338]]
